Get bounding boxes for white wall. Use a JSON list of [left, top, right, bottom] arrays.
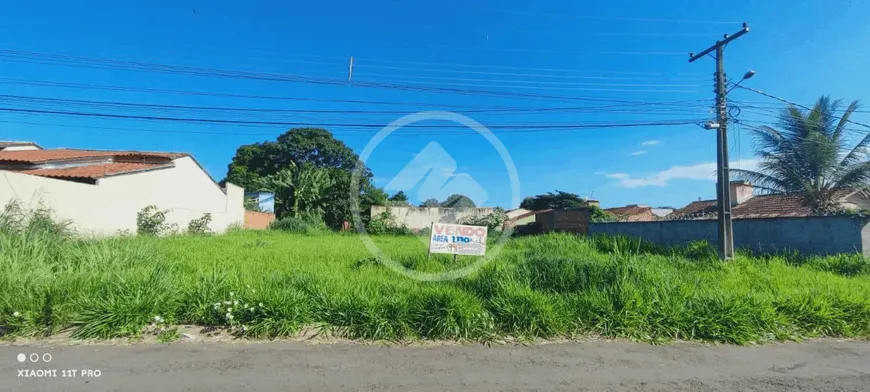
[[371, 206, 495, 230], [0, 157, 244, 236]]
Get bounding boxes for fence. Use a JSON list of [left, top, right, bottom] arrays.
[[589, 215, 870, 256]]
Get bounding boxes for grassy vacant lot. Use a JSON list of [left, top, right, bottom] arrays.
[[2, 216, 870, 344]]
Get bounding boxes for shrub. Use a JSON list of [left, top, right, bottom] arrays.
[[366, 210, 412, 235], [463, 207, 508, 233], [269, 212, 328, 234], [187, 213, 214, 235], [0, 200, 71, 238], [243, 198, 261, 212], [136, 205, 177, 236]]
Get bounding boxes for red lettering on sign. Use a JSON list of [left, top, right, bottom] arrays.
[[433, 224, 445, 234]]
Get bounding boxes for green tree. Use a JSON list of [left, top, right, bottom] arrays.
[[257, 163, 335, 218], [224, 128, 373, 227], [520, 190, 590, 210], [520, 190, 615, 222], [257, 167, 296, 217], [440, 194, 476, 208], [419, 198, 440, 207], [389, 191, 409, 203], [386, 190, 411, 206], [733, 96, 870, 213]]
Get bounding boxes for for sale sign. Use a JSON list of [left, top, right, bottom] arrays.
[[428, 223, 488, 256]]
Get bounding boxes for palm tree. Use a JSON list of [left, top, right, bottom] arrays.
[[733, 96, 870, 213]]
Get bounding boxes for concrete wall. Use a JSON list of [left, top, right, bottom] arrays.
[[371, 206, 495, 230], [0, 156, 245, 236], [589, 215, 870, 256]]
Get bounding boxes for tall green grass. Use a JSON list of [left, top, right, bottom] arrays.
[[1, 205, 869, 344]]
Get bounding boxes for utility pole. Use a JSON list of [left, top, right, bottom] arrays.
[[688, 23, 749, 260]]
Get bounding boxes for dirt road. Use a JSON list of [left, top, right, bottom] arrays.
[[2, 339, 869, 391]]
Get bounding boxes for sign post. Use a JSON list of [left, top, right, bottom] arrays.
[[428, 223, 488, 257]]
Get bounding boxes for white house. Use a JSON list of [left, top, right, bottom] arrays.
[[0, 141, 244, 235]]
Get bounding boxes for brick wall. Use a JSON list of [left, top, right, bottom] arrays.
[[536, 209, 590, 234], [244, 211, 276, 230]]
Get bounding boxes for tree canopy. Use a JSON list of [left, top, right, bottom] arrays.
[[224, 128, 375, 227], [440, 194, 477, 208], [732, 96, 870, 213], [519, 190, 590, 210], [419, 198, 440, 207]]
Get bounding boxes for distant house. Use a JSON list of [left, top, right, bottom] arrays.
[[0, 141, 244, 235], [604, 204, 655, 222], [670, 181, 870, 220], [651, 207, 674, 218]]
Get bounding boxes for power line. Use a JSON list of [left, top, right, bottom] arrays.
[[0, 78, 713, 113], [360, 79, 699, 93], [418, 25, 725, 37], [421, 44, 686, 56], [0, 94, 711, 120], [350, 65, 703, 82], [355, 72, 702, 87], [733, 85, 870, 130], [0, 107, 706, 131], [464, 7, 741, 24], [0, 50, 703, 103]]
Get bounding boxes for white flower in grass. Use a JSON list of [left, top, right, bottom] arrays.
[[12, 312, 20, 317], [242, 325, 248, 332], [243, 304, 249, 309], [153, 316, 163, 323], [233, 301, 239, 306], [258, 303, 264, 308], [224, 301, 231, 305], [226, 313, 233, 320], [252, 289, 256, 294], [230, 292, 235, 297], [227, 307, 232, 313]]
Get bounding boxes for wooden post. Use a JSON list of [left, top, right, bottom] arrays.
[[426, 221, 434, 259]]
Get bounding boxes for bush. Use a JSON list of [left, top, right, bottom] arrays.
[[136, 206, 178, 236], [187, 213, 214, 235], [463, 207, 507, 233], [0, 200, 71, 238], [243, 198, 261, 212], [269, 213, 329, 233], [366, 210, 412, 235]]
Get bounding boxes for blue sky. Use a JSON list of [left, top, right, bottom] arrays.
[[2, 0, 870, 209]]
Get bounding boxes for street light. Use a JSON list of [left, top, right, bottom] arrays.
[[726, 70, 756, 95]]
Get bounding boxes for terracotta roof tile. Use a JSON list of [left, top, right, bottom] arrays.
[[22, 162, 173, 180], [0, 148, 187, 164], [671, 189, 861, 220], [605, 205, 655, 222], [605, 205, 651, 216]]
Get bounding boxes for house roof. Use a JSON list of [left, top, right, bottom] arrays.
[[0, 141, 42, 149], [670, 189, 860, 220], [605, 205, 652, 217], [0, 148, 187, 164], [22, 162, 174, 180]]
